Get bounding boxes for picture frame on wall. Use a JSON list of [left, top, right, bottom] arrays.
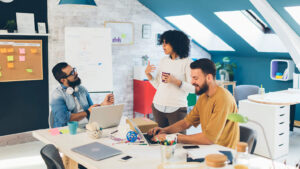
[[16, 12, 35, 33], [104, 21, 134, 45], [142, 24, 151, 39]]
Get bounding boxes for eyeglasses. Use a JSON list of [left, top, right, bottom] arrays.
[[64, 68, 77, 78]]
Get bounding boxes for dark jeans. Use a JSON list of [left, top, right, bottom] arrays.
[[152, 104, 187, 134]]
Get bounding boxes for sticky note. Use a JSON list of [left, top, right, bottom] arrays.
[[19, 55, 25, 61], [0, 72, 2, 77], [7, 48, 14, 53], [19, 48, 25, 54], [7, 63, 14, 68], [0, 48, 7, 54], [7, 55, 14, 62], [26, 69, 33, 73], [49, 128, 60, 136], [121, 34, 126, 38], [30, 48, 37, 54], [59, 129, 69, 134]]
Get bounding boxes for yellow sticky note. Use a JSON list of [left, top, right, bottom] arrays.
[[7, 63, 14, 69], [30, 48, 38, 54], [7, 55, 14, 62], [0, 72, 2, 77], [59, 129, 69, 134], [26, 69, 33, 73], [0, 48, 7, 54], [7, 48, 14, 53]]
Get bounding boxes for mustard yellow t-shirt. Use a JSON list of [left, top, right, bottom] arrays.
[[184, 86, 239, 149]]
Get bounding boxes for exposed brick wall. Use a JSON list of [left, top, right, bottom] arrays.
[[48, 0, 211, 117]]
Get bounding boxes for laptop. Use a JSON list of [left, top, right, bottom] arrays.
[[72, 142, 122, 161], [127, 119, 158, 146], [89, 104, 124, 129]]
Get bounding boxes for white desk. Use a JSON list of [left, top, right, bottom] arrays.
[[32, 127, 290, 169]]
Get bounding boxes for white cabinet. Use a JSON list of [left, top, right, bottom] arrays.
[[239, 100, 289, 159]]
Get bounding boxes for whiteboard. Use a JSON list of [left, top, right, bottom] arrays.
[[65, 27, 113, 92]]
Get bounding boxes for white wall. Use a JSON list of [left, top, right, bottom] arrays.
[[48, 0, 211, 116]]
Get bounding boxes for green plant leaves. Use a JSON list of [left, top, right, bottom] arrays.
[[227, 113, 248, 123]]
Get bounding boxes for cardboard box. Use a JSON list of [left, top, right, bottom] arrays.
[[126, 118, 158, 133]]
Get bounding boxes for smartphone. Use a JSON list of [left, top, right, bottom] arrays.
[[183, 145, 200, 149], [119, 155, 132, 162]]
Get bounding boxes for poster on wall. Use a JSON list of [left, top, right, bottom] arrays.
[[104, 21, 134, 45]]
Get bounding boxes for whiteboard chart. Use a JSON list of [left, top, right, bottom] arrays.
[[65, 27, 113, 92]]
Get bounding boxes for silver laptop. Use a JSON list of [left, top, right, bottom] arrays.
[[127, 119, 158, 146], [89, 104, 124, 129], [72, 142, 122, 161]]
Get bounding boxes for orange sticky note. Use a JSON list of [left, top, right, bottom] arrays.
[[0, 48, 7, 54], [7, 62, 14, 69], [7, 48, 14, 53], [19, 48, 25, 54], [19, 55, 25, 61], [30, 48, 37, 54], [7, 55, 14, 62]]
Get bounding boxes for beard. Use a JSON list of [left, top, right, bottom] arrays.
[[194, 81, 209, 96], [67, 76, 81, 88]]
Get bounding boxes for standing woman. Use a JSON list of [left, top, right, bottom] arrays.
[[145, 30, 195, 131]]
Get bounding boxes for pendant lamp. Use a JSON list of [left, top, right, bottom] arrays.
[[59, 0, 97, 6]]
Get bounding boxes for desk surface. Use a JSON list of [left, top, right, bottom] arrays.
[[33, 127, 290, 169], [248, 89, 300, 105]]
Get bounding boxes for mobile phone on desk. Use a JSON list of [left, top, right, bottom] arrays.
[[119, 155, 133, 162], [183, 145, 200, 149]]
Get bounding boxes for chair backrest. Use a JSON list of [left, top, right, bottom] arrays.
[[234, 85, 259, 104], [240, 126, 257, 154], [40, 144, 65, 169]]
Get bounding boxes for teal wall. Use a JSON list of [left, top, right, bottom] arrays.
[[212, 55, 300, 121]]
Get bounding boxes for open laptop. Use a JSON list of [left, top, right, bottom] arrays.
[[89, 104, 124, 129], [127, 119, 158, 146], [72, 142, 122, 161]]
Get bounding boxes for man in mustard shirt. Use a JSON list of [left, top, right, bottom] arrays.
[[148, 58, 239, 149]]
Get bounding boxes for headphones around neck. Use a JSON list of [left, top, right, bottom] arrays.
[[65, 86, 79, 95]]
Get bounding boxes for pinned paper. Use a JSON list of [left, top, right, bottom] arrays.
[[0, 48, 7, 54], [7, 55, 14, 62], [30, 48, 37, 54], [7, 48, 14, 53], [59, 129, 69, 134], [49, 128, 60, 136], [26, 69, 33, 73], [19, 48, 26, 54], [7, 63, 14, 69], [19, 55, 25, 61]]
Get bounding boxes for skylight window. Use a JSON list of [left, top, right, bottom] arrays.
[[285, 6, 300, 26], [215, 11, 288, 53], [165, 15, 235, 51]]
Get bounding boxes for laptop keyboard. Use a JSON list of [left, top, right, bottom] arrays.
[[143, 134, 158, 145]]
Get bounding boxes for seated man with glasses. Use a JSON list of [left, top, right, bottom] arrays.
[[50, 62, 114, 128]]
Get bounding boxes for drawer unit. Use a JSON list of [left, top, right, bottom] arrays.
[[239, 100, 290, 159]]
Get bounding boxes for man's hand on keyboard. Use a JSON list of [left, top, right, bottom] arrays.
[[152, 133, 167, 142], [147, 127, 166, 136]]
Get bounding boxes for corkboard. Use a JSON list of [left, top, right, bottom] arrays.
[[0, 39, 43, 82]]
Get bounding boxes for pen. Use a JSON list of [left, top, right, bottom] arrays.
[[110, 130, 118, 134]]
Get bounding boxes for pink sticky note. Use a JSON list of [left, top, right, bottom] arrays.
[[19, 48, 26, 54], [49, 128, 60, 136], [19, 55, 25, 61]]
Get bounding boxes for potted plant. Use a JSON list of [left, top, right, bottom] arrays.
[[4, 20, 16, 33], [215, 57, 237, 81]]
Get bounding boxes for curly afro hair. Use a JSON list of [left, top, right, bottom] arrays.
[[159, 30, 190, 59]]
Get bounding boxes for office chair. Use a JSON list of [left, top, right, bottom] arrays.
[[234, 85, 259, 105], [240, 125, 257, 154], [40, 144, 65, 169]]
